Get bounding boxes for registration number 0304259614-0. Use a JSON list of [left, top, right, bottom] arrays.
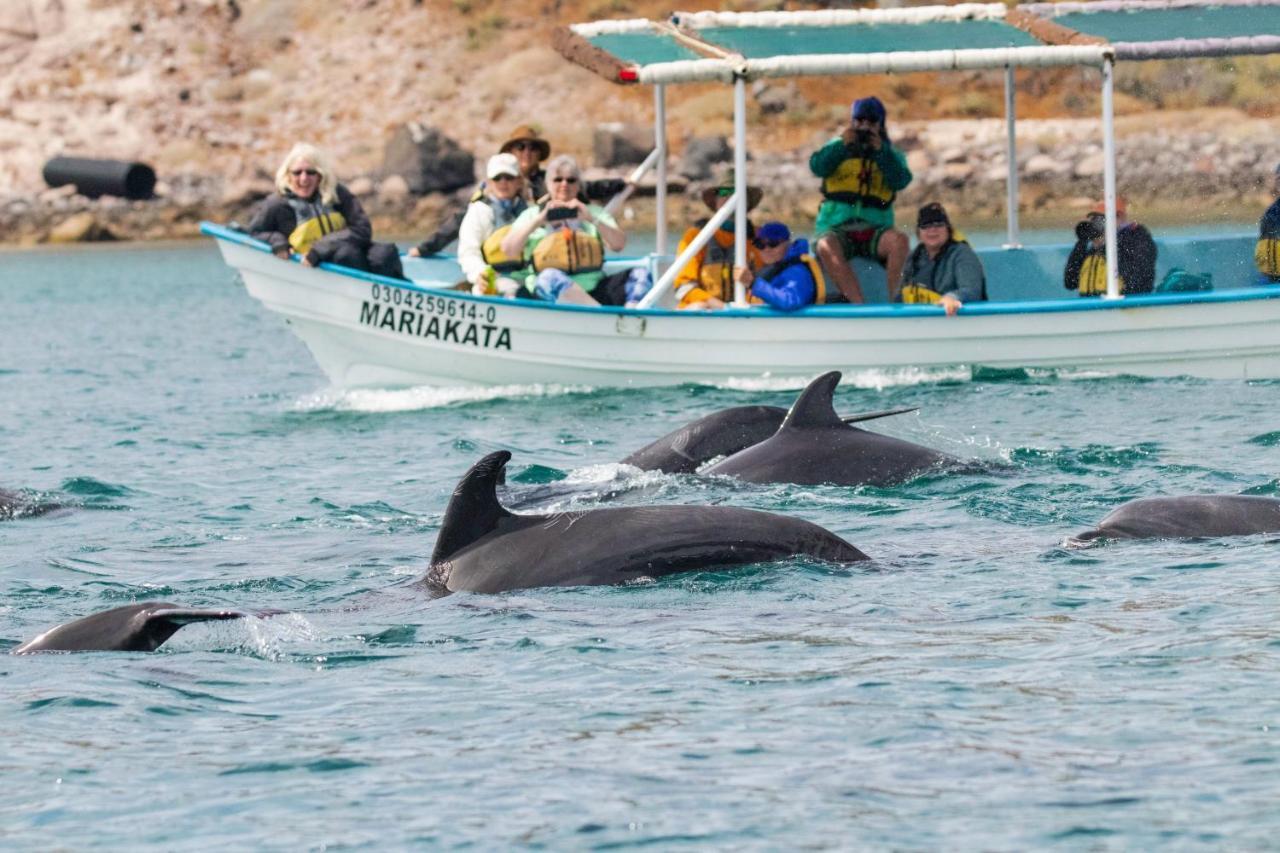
[[368, 283, 497, 325]]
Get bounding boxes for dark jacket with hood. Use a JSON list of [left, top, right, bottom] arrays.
[[248, 183, 372, 266]]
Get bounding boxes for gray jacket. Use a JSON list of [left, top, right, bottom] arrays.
[[899, 239, 986, 303]]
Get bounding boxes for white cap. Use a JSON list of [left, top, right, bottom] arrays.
[[487, 153, 521, 179]]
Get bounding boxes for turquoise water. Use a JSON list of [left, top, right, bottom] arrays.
[[3, 242, 1280, 848]]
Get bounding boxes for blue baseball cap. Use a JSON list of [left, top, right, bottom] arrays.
[[757, 222, 791, 244], [851, 96, 886, 124]]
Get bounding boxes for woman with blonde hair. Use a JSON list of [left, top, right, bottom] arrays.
[[248, 142, 402, 277]]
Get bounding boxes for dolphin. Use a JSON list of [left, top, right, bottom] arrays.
[[423, 451, 869, 594], [702, 371, 961, 487], [0, 487, 65, 520], [621, 404, 918, 474], [1071, 495, 1280, 544], [13, 602, 249, 654]]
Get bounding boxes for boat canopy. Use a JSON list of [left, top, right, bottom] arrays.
[[555, 0, 1280, 306], [555, 0, 1280, 85]]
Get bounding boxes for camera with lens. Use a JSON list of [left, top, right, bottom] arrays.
[[1075, 217, 1104, 241], [853, 128, 873, 150], [546, 205, 577, 222]]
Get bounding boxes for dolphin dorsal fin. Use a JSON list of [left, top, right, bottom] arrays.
[[431, 451, 515, 563], [780, 372, 847, 431]]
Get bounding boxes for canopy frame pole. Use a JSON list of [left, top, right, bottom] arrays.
[[636, 192, 741, 309], [1101, 55, 1120, 300], [1003, 64, 1021, 249], [733, 74, 749, 306], [654, 83, 669, 259]]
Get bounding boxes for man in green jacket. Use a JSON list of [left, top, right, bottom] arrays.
[[809, 96, 913, 303]]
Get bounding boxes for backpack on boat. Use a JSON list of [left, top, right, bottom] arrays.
[[1155, 267, 1212, 293]]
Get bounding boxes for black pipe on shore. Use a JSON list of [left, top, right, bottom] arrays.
[[42, 157, 157, 200]]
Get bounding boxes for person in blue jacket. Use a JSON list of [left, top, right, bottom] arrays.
[[733, 222, 828, 311]]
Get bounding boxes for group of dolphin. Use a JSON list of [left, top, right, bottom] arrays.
[[11, 371, 1280, 654]]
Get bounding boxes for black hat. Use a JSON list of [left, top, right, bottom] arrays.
[[916, 202, 950, 229]]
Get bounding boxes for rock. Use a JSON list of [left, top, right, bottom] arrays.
[[752, 80, 804, 115], [942, 162, 974, 187], [378, 174, 410, 204], [906, 149, 933, 175], [1073, 151, 1106, 178], [1024, 153, 1068, 178], [347, 176, 374, 197], [381, 122, 475, 195], [677, 135, 731, 180], [593, 122, 652, 168], [219, 178, 273, 207], [47, 212, 115, 243]]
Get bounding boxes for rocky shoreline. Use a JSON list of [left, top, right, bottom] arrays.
[[3, 110, 1275, 249]]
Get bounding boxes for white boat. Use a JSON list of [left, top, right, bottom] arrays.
[[204, 0, 1280, 387]]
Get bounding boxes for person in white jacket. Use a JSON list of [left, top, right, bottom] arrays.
[[450, 153, 530, 296]]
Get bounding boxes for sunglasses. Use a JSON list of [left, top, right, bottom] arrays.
[[290, 168, 320, 177], [551, 176, 579, 184], [509, 142, 537, 152], [754, 239, 786, 249], [491, 174, 519, 182]]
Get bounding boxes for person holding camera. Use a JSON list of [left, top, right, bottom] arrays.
[[500, 154, 650, 306], [1064, 197, 1156, 297], [809, 96, 913, 304]]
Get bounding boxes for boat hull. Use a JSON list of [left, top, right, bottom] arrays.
[[208, 227, 1280, 387]]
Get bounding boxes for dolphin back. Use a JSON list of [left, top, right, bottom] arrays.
[[435, 504, 869, 594], [14, 602, 247, 653], [1075, 494, 1280, 542], [620, 406, 788, 473]]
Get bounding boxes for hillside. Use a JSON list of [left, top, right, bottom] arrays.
[[3, 0, 1280, 243]]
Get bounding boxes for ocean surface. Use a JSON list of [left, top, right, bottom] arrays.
[[2, 240, 1279, 849]]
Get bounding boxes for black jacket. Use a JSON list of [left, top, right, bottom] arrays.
[[1064, 222, 1157, 295], [248, 183, 372, 266]]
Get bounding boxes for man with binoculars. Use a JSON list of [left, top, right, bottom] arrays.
[[1064, 197, 1157, 296]]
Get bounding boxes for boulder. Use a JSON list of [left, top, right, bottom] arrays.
[[677, 135, 731, 180], [381, 122, 475, 195], [593, 122, 652, 168], [378, 174, 411, 204], [47, 212, 115, 243]]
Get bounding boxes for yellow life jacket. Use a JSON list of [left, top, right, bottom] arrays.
[[802, 254, 827, 305], [900, 284, 942, 304], [532, 225, 604, 274], [288, 209, 347, 255], [1256, 237, 1280, 277], [1078, 253, 1125, 296], [821, 155, 896, 210], [482, 225, 524, 273]]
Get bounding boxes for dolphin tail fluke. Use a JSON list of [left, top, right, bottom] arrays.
[[780, 371, 847, 430], [431, 451, 516, 563], [839, 406, 919, 425]]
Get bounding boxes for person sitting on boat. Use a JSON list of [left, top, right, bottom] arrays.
[[1064, 197, 1156, 297], [897, 202, 986, 317], [730, 222, 827, 312], [809, 96, 912, 304], [1255, 163, 1280, 283], [248, 143, 403, 278], [500, 154, 651, 307], [674, 173, 764, 311], [411, 125, 552, 257], [447, 153, 529, 297]]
